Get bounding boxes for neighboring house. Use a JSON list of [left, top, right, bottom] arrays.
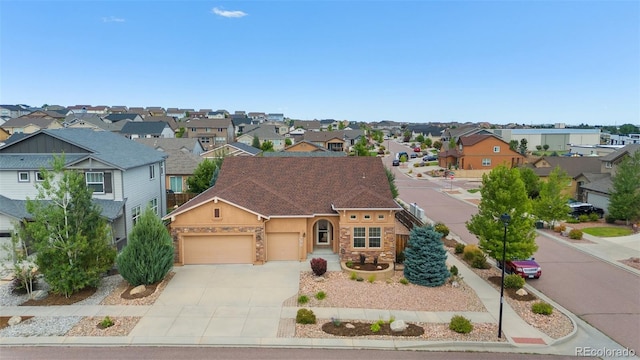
[[342, 129, 366, 147], [608, 133, 640, 145], [184, 118, 234, 149], [577, 144, 640, 211], [134, 138, 205, 194], [166, 108, 186, 119], [267, 113, 284, 122], [189, 111, 208, 119], [282, 140, 327, 152], [440, 125, 489, 143], [128, 107, 149, 117], [231, 116, 253, 135], [146, 107, 166, 117], [64, 113, 129, 132], [439, 134, 524, 170], [0, 105, 32, 119], [248, 112, 266, 122], [302, 131, 346, 152], [145, 116, 180, 131], [109, 106, 129, 114], [0, 128, 167, 250], [207, 111, 227, 119], [119, 121, 175, 139], [1, 116, 63, 135], [103, 113, 144, 123], [201, 142, 261, 159], [236, 125, 286, 151], [408, 124, 444, 143], [524, 157, 601, 199], [163, 157, 402, 265], [292, 120, 321, 132], [25, 110, 67, 121], [489, 128, 602, 152]]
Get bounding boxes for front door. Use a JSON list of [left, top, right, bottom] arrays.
[[315, 220, 332, 246]]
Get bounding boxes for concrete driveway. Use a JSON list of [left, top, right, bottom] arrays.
[[128, 262, 302, 341]]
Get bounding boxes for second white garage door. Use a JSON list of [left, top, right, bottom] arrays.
[[183, 235, 253, 264], [267, 232, 299, 261]]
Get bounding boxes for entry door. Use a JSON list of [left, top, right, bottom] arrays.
[[316, 220, 331, 245]]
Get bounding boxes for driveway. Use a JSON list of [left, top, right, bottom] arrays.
[[128, 262, 301, 340]]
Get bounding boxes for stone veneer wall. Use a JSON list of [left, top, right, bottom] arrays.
[[170, 226, 265, 264], [338, 226, 395, 263]]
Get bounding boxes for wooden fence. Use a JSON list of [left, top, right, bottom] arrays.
[[167, 192, 198, 209]]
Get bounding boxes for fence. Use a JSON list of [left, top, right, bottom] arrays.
[[394, 208, 424, 259], [166, 192, 198, 209]]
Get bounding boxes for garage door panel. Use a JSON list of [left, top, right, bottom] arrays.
[[184, 235, 253, 264], [267, 232, 299, 261]]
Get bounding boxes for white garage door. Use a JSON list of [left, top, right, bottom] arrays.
[[183, 235, 253, 264], [586, 193, 610, 213], [267, 232, 299, 261]]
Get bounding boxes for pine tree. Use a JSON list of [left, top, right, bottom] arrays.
[[403, 226, 450, 287], [117, 208, 174, 286]]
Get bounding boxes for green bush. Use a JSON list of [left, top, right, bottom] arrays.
[[367, 275, 376, 283], [463, 244, 482, 262], [454, 243, 465, 254], [315, 291, 326, 300], [471, 253, 489, 269], [296, 308, 317, 324], [99, 316, 114, 328], [504, 274, 525, 289], [605, 215, 616, 224], [449, 265, 459, 276], [350, 271, 358, 280], [569, 229, 583, 240], [370, 321, 381, 332], [588, 213, 600, 222], [566, 217, 580, 224], [531, 302, 553, 315], [578, 214, 589, 223], [399, 278, 409, 285], [297, 295, 309, 304], [117, 208, 174, 286], [449, 315, 473, 334], [434, 222, 450, 237]]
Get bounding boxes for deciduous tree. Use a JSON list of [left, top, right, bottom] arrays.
[[533, 166, 571, 228], [187, 158, 223, 193], [608, 150, 640, 223]]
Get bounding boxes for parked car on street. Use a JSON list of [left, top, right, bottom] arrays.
[[498, 257, 542, 279], [392, 159, 400, 166], [410, 153, 418, 159], [423, 154, 437, 161], [413, 147, 421, 152]]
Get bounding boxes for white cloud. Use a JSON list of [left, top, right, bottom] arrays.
[[211, 7, 247, 18], [102, 16, 125, 23]]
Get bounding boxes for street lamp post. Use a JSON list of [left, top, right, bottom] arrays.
[[498, 213, 511, 338]]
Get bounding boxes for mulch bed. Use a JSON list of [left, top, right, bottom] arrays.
[[487, 276, 538, 301], [321, 321, 425, 337], [442, 237, 459, 248], [345, 263, 390, 271], [20, 287, 97, 306], [120, 282, 160, 300], [0, 316, 33, 331]]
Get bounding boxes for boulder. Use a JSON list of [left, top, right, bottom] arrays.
[[32, 290, 48, 300], [8, 316, 22, 326], [451, 281, 460, 288], [130, 285, 146, 296], [313, 276, 325, 282], [516, 288, 528, 296], [345, 323, 355, 329], [390, 319, 408, 332]]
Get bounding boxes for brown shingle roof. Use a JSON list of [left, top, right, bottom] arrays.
[[527, 157, 602, 178], [166, 157, 399, 218]]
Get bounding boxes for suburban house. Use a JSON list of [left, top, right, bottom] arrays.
[[408, 124, 444, 143], [184, 118, 234, 150], [206, 111, 227, 119], [236, 125, 286, 151], [64, 113, 129, 132], [103, 113, 144, 123], [166, 108, 187, 119], [109, 106, 129, 114], [248, 112, 266, 122], [134, 138, 204, 194], [67, 105, 110, 115], [119, 121, 175, 139], [282, 140, 327, 152], [0, 128, 167, 250], [146, 107, 166, 117], [1, 116, 63, 135], [145, 116, 179, 131], [0, 105, 32, 120], [292, 120, 321, 132], [302, 131, 346, 152], [267, 113, 284, 122], [576, 144, 640, 211], [128, 107, 149, 117], [342, 129, 366, 147], [524, 157, 601, 199], [163, 156, 402, 265], [201, 142, 262, 159], [439, 134, 525, 170]]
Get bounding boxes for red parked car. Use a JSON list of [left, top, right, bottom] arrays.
[[413, 147, 421, 152], [499, 258, 542, 279]]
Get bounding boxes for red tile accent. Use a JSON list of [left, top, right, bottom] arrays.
[[511, 337, 546, 345]]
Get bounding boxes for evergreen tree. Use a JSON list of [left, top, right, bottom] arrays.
[[385, 168, 399, 198], [466, 165, 538, 261], [533, 166, 571, 228], [608, 150, 640, 223], [518, 138, 528, 155], [25, 155, 116, 297], [117, 208, 174, 286], [403, 226, 450, 287], [251, 135, 261, 148]]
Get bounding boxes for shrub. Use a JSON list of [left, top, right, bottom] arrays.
[[531, 302, 553, 315], [117, 208, 174, 287], [588, 213, 600, 222], [569, 229, 583, 240], [449, 315, 473, 334], [370, 320, 384, 332], [413, 163, 420, 167], [99, 316, 114, 328], [417, 173, 423, 177], [367, 275, 376, 283], [331, 317, 342, 326], [449, 265, 459, 276], [310, 257, 327, 276], [297, 295, 309, 304], [463, 244, 482, 262], [346, 260, 353, 268], [471, 253, 489, 269], [578, 214, 589, 223], [434, 222, 450, 237], [403, 226, 450, 287], [350, 272, 358, 280], [605, 215, 616, 224], [296, 308, 316, 324], [454, 243, 465, 254], [566, 217, 580, 224], [399, 278, 409, 285], [553, 224, 566, 233], [388, 315, 395, 324], [504, 274, 525, 289], [315, 291, 326, 300]]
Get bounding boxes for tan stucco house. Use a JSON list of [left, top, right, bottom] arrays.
[[163, 156, 402, 265]]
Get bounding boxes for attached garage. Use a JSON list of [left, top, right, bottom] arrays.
[[182, 235, 254, 264], [267, 232, 300, 261]]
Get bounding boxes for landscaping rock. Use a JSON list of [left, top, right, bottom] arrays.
[[8, 316, 22, 326], [345, 323, 355, 329], [376, 266, 382, 270], [313, 276, 325, 282], [130, 285, 146, 296], [451, 281, 460, 288], [516, 288, 528, 296], [390, 319, 408, 332], [32, 290, 48, 300]]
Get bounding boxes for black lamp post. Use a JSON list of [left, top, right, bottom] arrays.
[[498, 213, 511, 338]]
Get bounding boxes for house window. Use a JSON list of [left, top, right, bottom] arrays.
[[482, 158, 491, 167], [369, 227, 381, 248], [349, 214, 357, 220], [605, 162, 612, 169], [218, 128, 224, 132], [353, 227, 366, 248], [493, 146, 500, 153], [149, 165, 155, 180], [170, 176, 183, 193], [214, 208, 221, 218], [205, 128, 211, 132], [85, 172, 105, 193], [363, 214, 371, 220], [377, 214, 385, 220], [18, 171, 29, 182], [190, 128, 196, 132], [132, 205, 141, 225], [149, 198, 158, 215], [35, 172, 44, 182], [201, 137, 211, 144]]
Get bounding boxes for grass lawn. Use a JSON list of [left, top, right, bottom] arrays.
[[581, 227, 633, 237]]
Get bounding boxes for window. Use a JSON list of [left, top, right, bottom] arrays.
[[149, 198, 158, 215], [214, 208, 220, 218], [35, 172, 45, 182], [132, 205, 141, 225], [349, 214, 357, 220], [493, 146, 500, 153], [85, 172, 104, 193], [363, 214, 371, 220], [18, 171, 29, 182], [169, 176, 183, 193], [369, 227, 381, 248], [149, 165, 155, 180], [482, 158, 491, 167], [201, 137, 211, 144], [218, 128, 224, 132], [205, 128, 211, 132], [190, 128, 197, 132], [353, 227, 366, 248], [377, 214, 385, 220], [605, 162, 612, 169]]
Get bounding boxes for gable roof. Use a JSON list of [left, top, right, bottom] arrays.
[[104, 113, 141, 122], [227, 142, 262, 155], [1, 116, 58, 129], [303, 131, 345, 142], [120, 121, 169, 135], [162, 148, 203, 175], [165, 157, 400, 219], [0, 194, 124, 222], [601, 144, 640, 162], [458, 133, 504, 146], [242, 125, 285, 140], [133, 138, 202, 152], [0, 128, 167, 170], [526, 157, 602, 178], [145, 116, 179, 130], [185, 118, 232, 128]]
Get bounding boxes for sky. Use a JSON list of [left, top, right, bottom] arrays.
[[1, 1, 638, 126]]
